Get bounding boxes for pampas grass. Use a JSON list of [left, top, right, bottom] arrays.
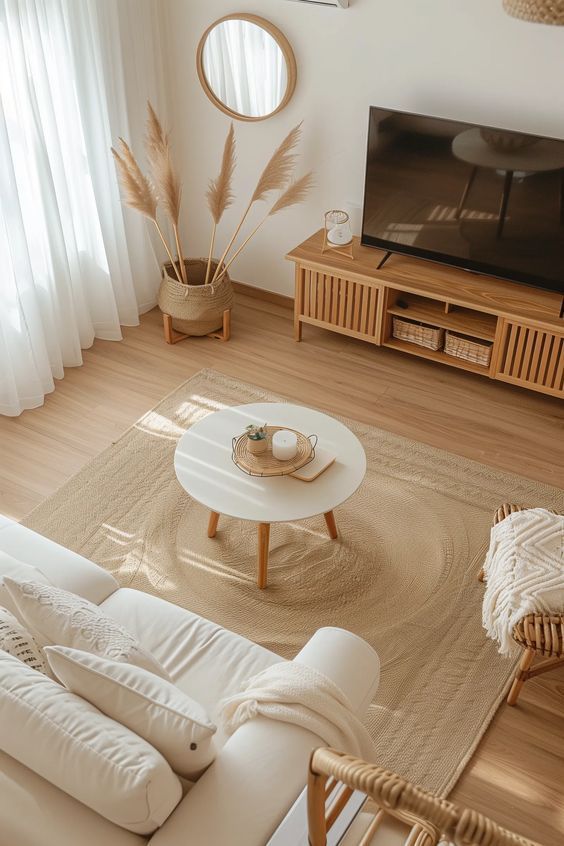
[[214, 172, 314, 285], [268, 171, 314, 216], [111, 141, 184, 285], [112, 108, 312, 296], [210, 122, 303, 285], [205, 122, 236, 284], [145, 102, 187, 284], [251, 121, 302, 204]]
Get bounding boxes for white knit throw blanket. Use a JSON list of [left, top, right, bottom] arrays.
[[220, 661, 376, 759], [482, 508, 564, 656]]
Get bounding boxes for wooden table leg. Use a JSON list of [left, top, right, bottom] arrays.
[[257, 523, 270, 589], [208, 511, 220, 538], [324, 510, 338, 540]]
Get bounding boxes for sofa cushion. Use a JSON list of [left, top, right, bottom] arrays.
[[0, 750, 146, 846], [0, 519, 118, 604], [100, 588, 282, 739], [0, 606, 52, 676], [47, 645, 217, 779], [4, 578, 169, 678], [0, 651, 182, 835]]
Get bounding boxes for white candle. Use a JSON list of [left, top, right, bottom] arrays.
[[327, 224, 352, 246], [272, 429, 298, 461]]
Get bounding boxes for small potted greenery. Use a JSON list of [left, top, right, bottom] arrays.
[[245, 423, 268, 456]]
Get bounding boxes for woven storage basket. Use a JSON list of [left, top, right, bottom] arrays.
[[392, 316, 444, 351], [158, 258, 233, 336], [444, 330, 492, 367], [502, 0, 564, 24]]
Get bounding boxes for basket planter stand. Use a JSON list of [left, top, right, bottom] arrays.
[[162, 310, 231, 344], [158, 257, 233, 345]]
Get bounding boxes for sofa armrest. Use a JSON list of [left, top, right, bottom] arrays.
[[149, 628, 380, 846], [0, 518, 118, 605], [293, 627, 380, 715]]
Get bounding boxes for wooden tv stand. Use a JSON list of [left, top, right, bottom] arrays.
[[286, 230, 564, 399]]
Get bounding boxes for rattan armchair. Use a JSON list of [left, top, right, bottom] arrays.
[[307, 747, 544, 846], [479, 503, 564, 706]]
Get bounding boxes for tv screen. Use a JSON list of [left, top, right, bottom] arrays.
[[361, 107, 564, 294]]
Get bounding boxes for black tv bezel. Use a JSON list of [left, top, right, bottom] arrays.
[[360, 106, 564, 295]]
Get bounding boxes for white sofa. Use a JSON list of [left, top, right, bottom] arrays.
[[0, 515, 380, 846]]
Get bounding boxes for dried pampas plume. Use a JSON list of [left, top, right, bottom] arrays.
[[210, 122, 303, 284], [144, 102, 187, 283], [146, 101, 169, 157], [111, 143, 157, 219], [251, 122, 302, 204], [207, 122, 236, 224], [112, 140, 183, 285], [214, 171, 313, 286], [205, 122, 236, 283], [268, 171, 314, 216]]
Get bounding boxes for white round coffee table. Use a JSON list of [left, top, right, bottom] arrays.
[[174, 402, 366, 588]]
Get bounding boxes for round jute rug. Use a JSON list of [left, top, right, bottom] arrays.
[[22, 369, 564, 795]]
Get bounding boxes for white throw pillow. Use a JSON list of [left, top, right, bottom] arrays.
[[3, 577, 169, 679], [0, 606, 52, 677], [46, 645, 217, 779], [0, 551, 51, 616], [0, 650, 182, 834]]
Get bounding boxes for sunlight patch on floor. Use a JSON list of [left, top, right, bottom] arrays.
[[101, 523, 134, 545], [135, 410, 186, 440]]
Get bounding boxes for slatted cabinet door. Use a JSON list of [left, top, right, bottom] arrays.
[[295, 266, 383, 344], [495, 321, 564, 398]]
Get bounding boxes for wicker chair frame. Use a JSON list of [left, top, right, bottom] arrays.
[[308, 748, 545, 846], [479, 503, 564, 705]]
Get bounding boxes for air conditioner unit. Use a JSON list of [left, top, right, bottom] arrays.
[[286, 0, 349, 8]]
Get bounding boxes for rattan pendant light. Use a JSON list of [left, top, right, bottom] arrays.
[[503, 0, 564, 24]]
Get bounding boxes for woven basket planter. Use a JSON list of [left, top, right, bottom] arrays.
[[158, 258, 233, 337], [502, 0, 564, 24]]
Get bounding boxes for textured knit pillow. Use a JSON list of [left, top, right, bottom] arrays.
[[3, 578, 169, 679], [0, 607, 52, 676], [46, 646, 217, 779]]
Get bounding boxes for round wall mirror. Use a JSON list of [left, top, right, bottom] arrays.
[[196, 14, 297, 122]]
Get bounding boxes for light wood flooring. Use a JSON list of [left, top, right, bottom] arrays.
[[0, 293, 563, 844]]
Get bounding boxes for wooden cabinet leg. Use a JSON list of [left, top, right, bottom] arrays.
[[208, 511, 220, 538], [324, 510, 338, 540], [507, 647, 535, 706], [257, 523, 270, 589]]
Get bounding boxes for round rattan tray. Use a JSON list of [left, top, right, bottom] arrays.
[[232, 426, 317, 477]]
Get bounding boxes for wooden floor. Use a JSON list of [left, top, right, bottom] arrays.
[[1, 294, 563, 844]]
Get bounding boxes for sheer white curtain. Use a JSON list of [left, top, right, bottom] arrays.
[[0, 0, 167, 416], [203, 19, 286, 118]]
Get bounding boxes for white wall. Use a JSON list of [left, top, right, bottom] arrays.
[[164, 0, 564, 296]]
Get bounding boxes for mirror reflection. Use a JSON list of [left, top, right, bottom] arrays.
[[200, 18, 290, 120]]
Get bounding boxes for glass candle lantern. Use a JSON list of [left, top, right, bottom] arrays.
[[322, 210, 354, 258]]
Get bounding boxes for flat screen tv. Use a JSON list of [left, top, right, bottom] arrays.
[[361, 107, 564, 294]]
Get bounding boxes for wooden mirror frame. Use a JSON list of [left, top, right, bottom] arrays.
[[196, 14, 297, 122]]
